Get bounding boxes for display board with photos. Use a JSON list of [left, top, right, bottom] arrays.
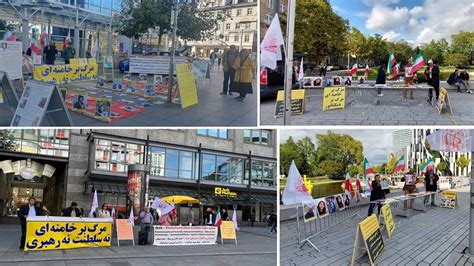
[[0, 41, 22, 80], [303, 193, 350, 222], [440, 190, 458, 209], [303, 76, 354, 88]]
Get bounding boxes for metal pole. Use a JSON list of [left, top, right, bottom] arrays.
[[283, 0, 295, 125], [167, 2, 178, 103], [470, 151, 474, 254]]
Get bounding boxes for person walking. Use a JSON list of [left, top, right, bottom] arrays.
[[97, 203, 110, 218], [62, 202, 82, 217], [63, 43, 76, 64], [43, 41, 57, 65], [139, 207, 153, 245], [269, 212, 277, 234], [18, 197, 43, 250], [230, 49, 254, 101], [221, 45, 238, 95], [368, 174, 384, 216], [424, 169, 439, 206]]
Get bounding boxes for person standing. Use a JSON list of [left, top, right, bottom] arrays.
[[221, 45, 238, 95], [230, 49, 254, 101], [187, 208, 194, 226], [97, 203, 110, 218], [403, 168, 417, 209], [62, 202, 82, 217], [404, 58, 414, 99], [368, 174, 384, 216], [18, 197, 43, 250], [221, 209, 228, 221], [43, 41, 57, 65], [63, 43, 76, 64], [269, 212, 277, 234], [375, 66, 386, 96], [424, 169, 439, 206], [204, 207, 214, 225], [425, 59, 440, 104], [139, 207, 153, 245]]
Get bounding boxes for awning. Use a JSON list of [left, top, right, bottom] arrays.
[[90, 181, 127, 194], [250, 195, 276, 205], [149, 187, 198, 199]]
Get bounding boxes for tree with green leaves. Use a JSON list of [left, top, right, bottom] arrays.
[[422, 39, 449, 65], [0, 130, 19, 151], [456, 155, 470, 175], [296, 137, 315, 176], [280, 137, 301, 176], [437, 161, 448, 174], [365, 34, 388, 66]]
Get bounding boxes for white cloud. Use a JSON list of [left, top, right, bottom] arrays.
[[382, 31, 401, 41], [365, 5, 409, 31], [409, 6, 423, 17], [363, 0, 400, 6]]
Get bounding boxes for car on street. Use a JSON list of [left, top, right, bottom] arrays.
[[260, 64, 297, 100]]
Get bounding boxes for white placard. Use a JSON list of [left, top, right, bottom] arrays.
[[153, 226, 218, 246], [129, 56, 187, 74], [10, 80, 55, 126], [42, 164, 56, 178], [0, 41, 22, 79]]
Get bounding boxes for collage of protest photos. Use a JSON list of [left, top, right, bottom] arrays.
[[0, 0, 473, 265]]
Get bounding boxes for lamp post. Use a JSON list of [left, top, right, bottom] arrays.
[[167, 0, 179, 103], [283, 0, 296, 125]]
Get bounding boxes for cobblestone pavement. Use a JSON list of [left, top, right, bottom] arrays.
[[261, 86, 474, 126], [280, 186, 473, 265]]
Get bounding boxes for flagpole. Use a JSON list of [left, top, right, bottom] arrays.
[[283, 0, 296, 125], [470, 151, 474, 254]]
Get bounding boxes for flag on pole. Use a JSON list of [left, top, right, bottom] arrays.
[[393, 156, 405, 173], [427, 129, 474, 152], [349, 63, 358, 76], [363, 157, 374, 177], [409, 52, 425, 75], [3, 31, 16, 41], [232, 209, 239, 230], [40, 30, 48, 48], [344, 173, 353, 198], [64, 32, 71, 47], [150, 197, 174, 216], [282, 161, 314, 205], [298, 58, 304, 81], [128, 208, 135, 226], [89, 189, 98, 217], [91, 37, 99, 58], [364, 65, 370, 75], [214, 206, 222, 227], [389, 62, 400, 79], [387, 52, 397, 74], [260, 14, 285, 70], [111, 206, 116, 220], [419, 158, 434, 174]]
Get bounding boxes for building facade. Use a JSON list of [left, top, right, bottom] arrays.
[[260, 0, 287, 41], [0, 129, 277, 225]]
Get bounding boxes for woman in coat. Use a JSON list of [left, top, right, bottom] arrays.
[[230, 49, 254, 101]]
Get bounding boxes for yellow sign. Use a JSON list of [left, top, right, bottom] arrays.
[[220, 221, 237, 244], [34, 64, 98, 84], [175, 63, 198, 108], [352, 214, 384, 266], [381, 204, 395, 238], [359, 214, 379, 240], [274, 89, 306, 116], [440, 190, 457, 209], [323, 86, 346, 111], [214, 187, 237, 198], [69, 58, 80, 65], [88, 58, 97, 65], [25, 217, 112, 251]]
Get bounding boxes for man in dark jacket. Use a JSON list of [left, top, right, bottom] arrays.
[[62, 43, 76, 64], [43, 41, 57, 65], [368, 174, 384, 216], [221, 45, 238, 95], [17, 196, 43, 250], [375, 66, 386, 96], [425, 59, 440, 104], [62, 202, 82, 217], [221, 209, 229, 221], [424, 169, 439, 206]]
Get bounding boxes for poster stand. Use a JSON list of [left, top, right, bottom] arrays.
[[116, 219, 135, 246], [350, 215, 385, 266], [219, 221, 237, 245], [0, 71, 20, 115], [103, 55, 115, 82]]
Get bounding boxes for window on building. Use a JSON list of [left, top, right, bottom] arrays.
[[216, 156, 230, 182], [226, 9, 231, 16], [266, 14, 272, 24], [197, 129, 228, 139], [225, 36, 230, 42], [244, 35, 250, 42], [94, 139, 144, 173], [267, 0, 273, 7], [237, 9, 242, 16], [2, 129, 70, 157], [202, 154, 217, 181], [149, 146, 196, 180], [245, 23, 251, 29], [236, 23, 241, 30], [280, 3, 286, 12], [247, 7, 252, 15], [234, 35, 239, 42], [250, 161, 276, 187], [243, 130, 271, 145], [226, 23, 231, 30], [229, 158, 244, 184]]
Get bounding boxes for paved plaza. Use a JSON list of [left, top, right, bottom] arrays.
[[261, 84, 474, 126], [0, 225, 276, 266], [280, 186, 473, 265]]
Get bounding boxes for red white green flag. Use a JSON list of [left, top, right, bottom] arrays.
[[387, 52, 396, 74], [214, 206, 222, 227], [363, 157, 374, 177], [409, 52, 425, 74], [419, 158, 434, 174], [393, 155, 405, 173]]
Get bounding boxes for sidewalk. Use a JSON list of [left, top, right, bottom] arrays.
[[280, 186, 473, 265], [0, 225, 275, 265], [64, 64, 257, 127]]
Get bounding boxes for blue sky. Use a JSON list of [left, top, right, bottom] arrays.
[[328, 0, 474, 45]]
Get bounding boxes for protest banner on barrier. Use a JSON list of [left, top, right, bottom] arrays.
[[380, 204, 395, 238], [220, 221, 237, 244], [274, 89, 305, 117], [153, 226, 217, 246], [440, 190, 458, 209], [351, 215, 384, 266], [33, 64, 98, 84], [116, 219, 135, 246], [25, 216, 113, 251], [0, 41, 22, 80], [175, 63, 198, 108], [129, 56, 187, 74], [323, 86, 346, 111]]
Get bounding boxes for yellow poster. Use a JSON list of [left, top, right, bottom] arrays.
[[323, 86, 346, 111], [34, 64, 98, 84], [220, 221, 236, 240], [69, 58, 79, 65], [381, 204, 395, 238], [440, 190, 457, 209], [175, 63, 198, 108], [25, 217, 112, 251], [359, 214, 379, 240]]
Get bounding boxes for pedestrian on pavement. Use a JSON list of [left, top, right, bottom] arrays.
[[43, 41, 57, 65], [368, 174, 384, 217], [63, 43, 76, 64], [221, 208, 229, 221], [221, 46, 238, 95], [187, 208, 194, 226], [269, 212, 277, 234], [62, 202, 82, 217], [97, 203, 111, 218], [424, 169, 439, 206], [404, 58, 415, 99], [250, 212, 255, 227], [230, 49, 254, 101], [402, 168, 417, 209], [217, 52, 222, 67], [425, 59, 440, 104], [139, 207, 153, 244], [18, 196, 43, 250]]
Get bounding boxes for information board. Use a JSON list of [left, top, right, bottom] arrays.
[[323, 86, 346, 111], [380, 204, 395, 238], [175, 63, 198, 108], [33, 64, 98, 84], [116, 219, 134, 246], [0, 41, 22, 79], [220, 221, 237, 244], [436, 87, 453, 115], [440, 190, 458, 209], [153, 226, 217, 246], [129, 56, 187, 74], [274, 89, 305, 117], [351, 214, 385, 266]]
